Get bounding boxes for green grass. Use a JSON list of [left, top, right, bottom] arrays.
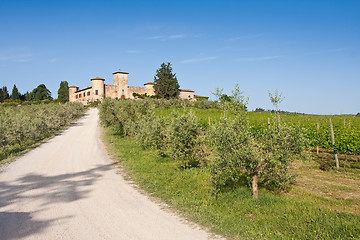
[[103, 127, 360, 240]]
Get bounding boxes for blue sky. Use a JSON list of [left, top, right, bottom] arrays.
[[0, 0, 359, 114]]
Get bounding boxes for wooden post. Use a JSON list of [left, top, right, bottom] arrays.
[[208, 116, 211, 126], [329, 118, 339, 169], [316, 122, 320, 155], [267, 117, 270, 129]]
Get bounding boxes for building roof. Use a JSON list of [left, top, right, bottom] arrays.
[[113, 71, 129, 75], [75, 86, 92, 93], [194, 95, 209, 98], [144, 82, 154, 85], [179, 89, 195, 92], [91, 77, 105, 81], [69, 86, 78, 88]]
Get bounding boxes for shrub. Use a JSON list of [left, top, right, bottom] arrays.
[[136, 110, 166, 152], [165, 111, 201, 168]]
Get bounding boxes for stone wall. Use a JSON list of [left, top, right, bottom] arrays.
[[128, 86, 145, 99], [105, 85, 118, 99]]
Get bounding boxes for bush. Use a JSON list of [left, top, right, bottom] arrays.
[[136, 110, 166, 152], [165, 111, 201, 168]]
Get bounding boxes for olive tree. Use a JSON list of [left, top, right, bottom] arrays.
[[208, 114, 308, 199], [268, 89, 284, 112]]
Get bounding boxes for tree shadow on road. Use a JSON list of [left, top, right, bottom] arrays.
[[0, 163, 114, 239]]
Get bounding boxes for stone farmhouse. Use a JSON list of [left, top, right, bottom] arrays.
[[69, 71, 200, 104]]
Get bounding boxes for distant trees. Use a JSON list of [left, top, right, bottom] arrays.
[[57, 81, 69, 103], [11, 84, 20, 100], [22, 92, 31, 101], [1, 83, 54, 103], [31, 84, 53, 101], [153, 62, 180, 99], [0, 86, 10, 102]]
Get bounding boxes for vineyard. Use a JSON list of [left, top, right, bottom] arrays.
[[0, 103, 85, 161], [158, 108, 360, 166]]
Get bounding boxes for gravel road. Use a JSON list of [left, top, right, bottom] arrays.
[[0, 108, 219, 240]]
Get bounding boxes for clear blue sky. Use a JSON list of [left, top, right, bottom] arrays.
[[1, 0, 359, 114]]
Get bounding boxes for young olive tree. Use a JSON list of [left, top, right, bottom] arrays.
[[212, 83, 249, 112], [209, 114, 308, 199], [268, 89, 284, 112]]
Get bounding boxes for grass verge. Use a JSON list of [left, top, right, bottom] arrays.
[[103, 127, 360, 240]]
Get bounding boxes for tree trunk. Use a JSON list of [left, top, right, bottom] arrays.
[[252, 174, 259, 200]]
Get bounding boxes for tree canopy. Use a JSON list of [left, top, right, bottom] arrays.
[[31, 84, 53, 101], [11, 84, 20, 100], [57, 81, 69, 102], [153, 62, 180, 99]]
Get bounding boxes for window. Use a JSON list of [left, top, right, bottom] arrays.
[[87, 92, 90, 96], [95, 90, 98, 95], [83, 92, 85, 97], [76, 95, 78, 99]]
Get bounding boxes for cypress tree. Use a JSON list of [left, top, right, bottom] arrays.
[[153, 62, 180, 99], [11, 84, 20, 100], [57, 81, 69, 103]]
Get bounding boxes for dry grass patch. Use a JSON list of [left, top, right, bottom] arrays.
[[290, 160, 360, 216]]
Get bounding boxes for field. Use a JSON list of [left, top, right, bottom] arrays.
[[0, 103, 85, 162], [100, 98, 360, 239]]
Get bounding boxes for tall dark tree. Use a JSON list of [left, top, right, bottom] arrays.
[[11, 84, 20, 100], [57, 81, 69, 103], [153, 62, 180, 99], [31, 84, 53, 101], [0, 86, 10, 102]]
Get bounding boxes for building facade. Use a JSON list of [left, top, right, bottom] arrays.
[[69, 71, 196, 104]]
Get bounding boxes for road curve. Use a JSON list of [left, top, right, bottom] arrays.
[[0, 108, 219, 240]]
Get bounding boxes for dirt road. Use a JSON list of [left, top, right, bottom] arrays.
[[0, 108, 218, 240]]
